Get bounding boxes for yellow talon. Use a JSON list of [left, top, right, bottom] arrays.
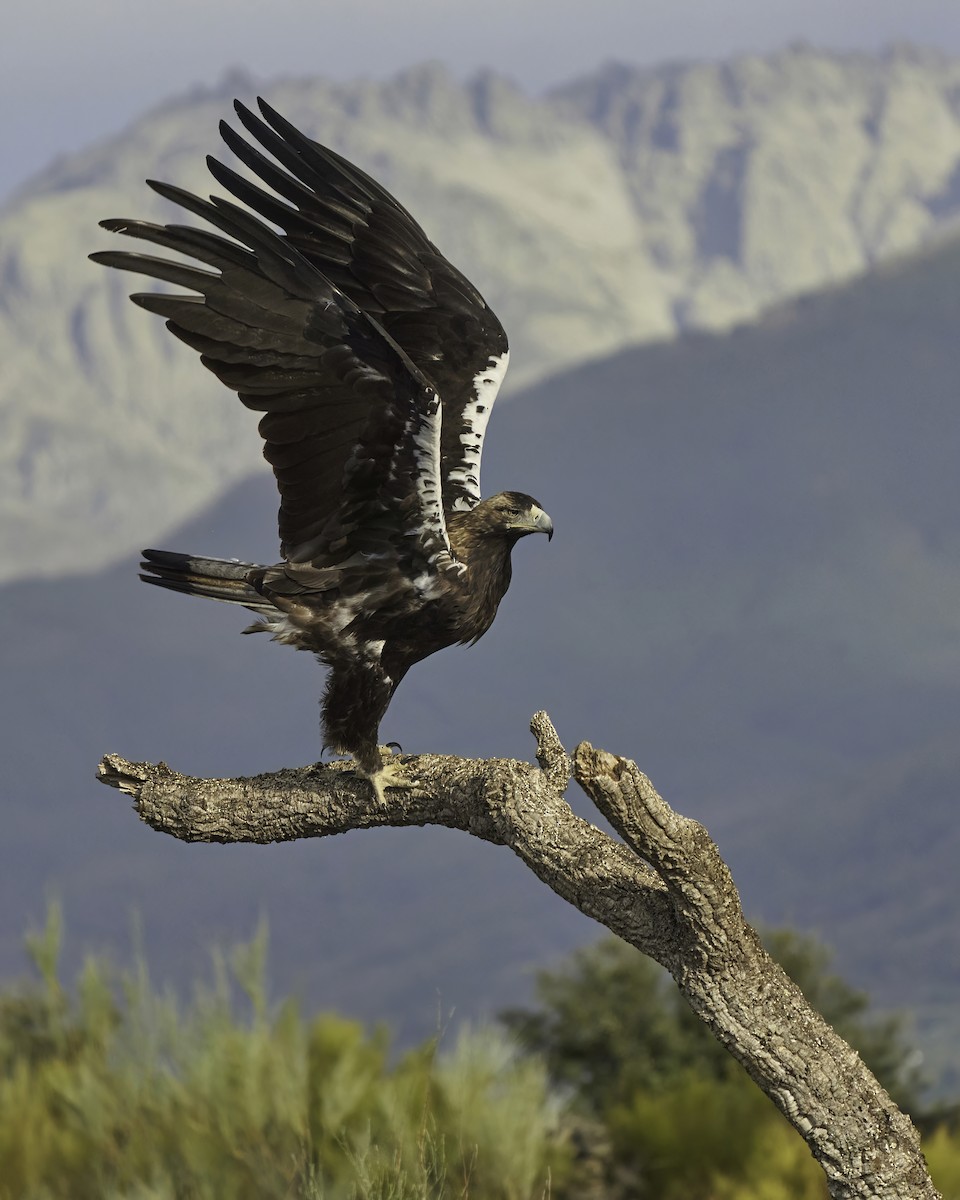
[[365, 757, 412, 805]]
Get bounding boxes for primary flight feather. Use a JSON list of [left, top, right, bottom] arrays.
[[91, 97, 553, 802]]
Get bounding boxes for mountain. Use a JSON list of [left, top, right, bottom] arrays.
[[6, 47, 960, 583], [2, 226, 958, 1086], [554, 43, 960, 324]]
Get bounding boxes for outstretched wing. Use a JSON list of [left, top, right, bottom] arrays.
[[91, 182, 457, 584], [206, 98, 509, 512]]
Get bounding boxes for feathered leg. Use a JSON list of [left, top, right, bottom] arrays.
[[321, 660, 409, 803]]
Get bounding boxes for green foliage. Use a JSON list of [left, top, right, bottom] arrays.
[[0, 907, 563, 1200], [923, 1122, 960, 1200], [502, 928, 925, 1115], [1, 908, 954, 1200], [501, 938, 727, 1110], [608, 1070, 826, 1200], [501, 928, 931, 1198]]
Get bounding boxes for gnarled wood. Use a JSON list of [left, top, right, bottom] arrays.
[[97, 713, 939, 1200]]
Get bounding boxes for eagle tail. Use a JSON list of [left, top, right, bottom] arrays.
[[140, 549, 270, 610]]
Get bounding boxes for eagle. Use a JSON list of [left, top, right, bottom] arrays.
[[91, 98, 553, 802]]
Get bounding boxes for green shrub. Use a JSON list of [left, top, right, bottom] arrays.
[[0, 908, 563, 1200], [503, 929, 932, 1198], [607, 1070, 825, 1200], [502, 930, 925, 1117], [924, 1122, 960, 1200], [0, 908, 949, 1200]]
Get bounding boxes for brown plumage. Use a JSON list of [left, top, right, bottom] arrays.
[[92, 98, 553, 801]]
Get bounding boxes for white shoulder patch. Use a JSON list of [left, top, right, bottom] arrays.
[[448, 349, 510, 511], [406, 387, 455, 574]]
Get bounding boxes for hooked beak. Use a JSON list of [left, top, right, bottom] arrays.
[[528, 505, 554, 541]]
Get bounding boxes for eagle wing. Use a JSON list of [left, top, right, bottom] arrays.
[[206, 98, 510, 513], [91, 181, 457, 587]]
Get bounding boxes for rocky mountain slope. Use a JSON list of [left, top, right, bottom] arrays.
[[2, 227, 958, 1086], [4, 46, 960, 583]]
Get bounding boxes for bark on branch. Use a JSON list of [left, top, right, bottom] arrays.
[[96, 713, 938, 1200]]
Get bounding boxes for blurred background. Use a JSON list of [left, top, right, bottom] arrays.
[[2, 0, 959, 1107]]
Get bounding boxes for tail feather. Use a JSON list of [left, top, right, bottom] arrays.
[[140, 549, 271, 610]]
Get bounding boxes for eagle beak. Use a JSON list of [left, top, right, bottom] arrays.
[[529, 505, 554, 541]]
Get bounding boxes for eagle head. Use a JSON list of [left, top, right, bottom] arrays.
[[481, 491, 554, 542]]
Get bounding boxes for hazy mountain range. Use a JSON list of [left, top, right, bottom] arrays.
[[5, 45, 960, 583], [2, 204, 958, 1089]]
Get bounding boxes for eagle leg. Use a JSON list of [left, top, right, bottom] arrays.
[[321, 661, 407, 803]]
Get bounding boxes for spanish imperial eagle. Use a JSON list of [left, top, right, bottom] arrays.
[[91, 98, 553, 802]]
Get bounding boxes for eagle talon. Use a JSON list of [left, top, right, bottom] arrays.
[[319, 744, 352, 765], [365, 759, 413, 806]]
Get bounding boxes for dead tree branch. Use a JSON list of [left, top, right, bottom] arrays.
[[97, 712, 939, 1200]]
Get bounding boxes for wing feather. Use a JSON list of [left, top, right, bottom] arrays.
[[209, 97, 510, 510], [92, 176, 457, 580]]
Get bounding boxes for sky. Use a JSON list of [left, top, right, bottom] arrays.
[[3, 0, 960, 203]]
